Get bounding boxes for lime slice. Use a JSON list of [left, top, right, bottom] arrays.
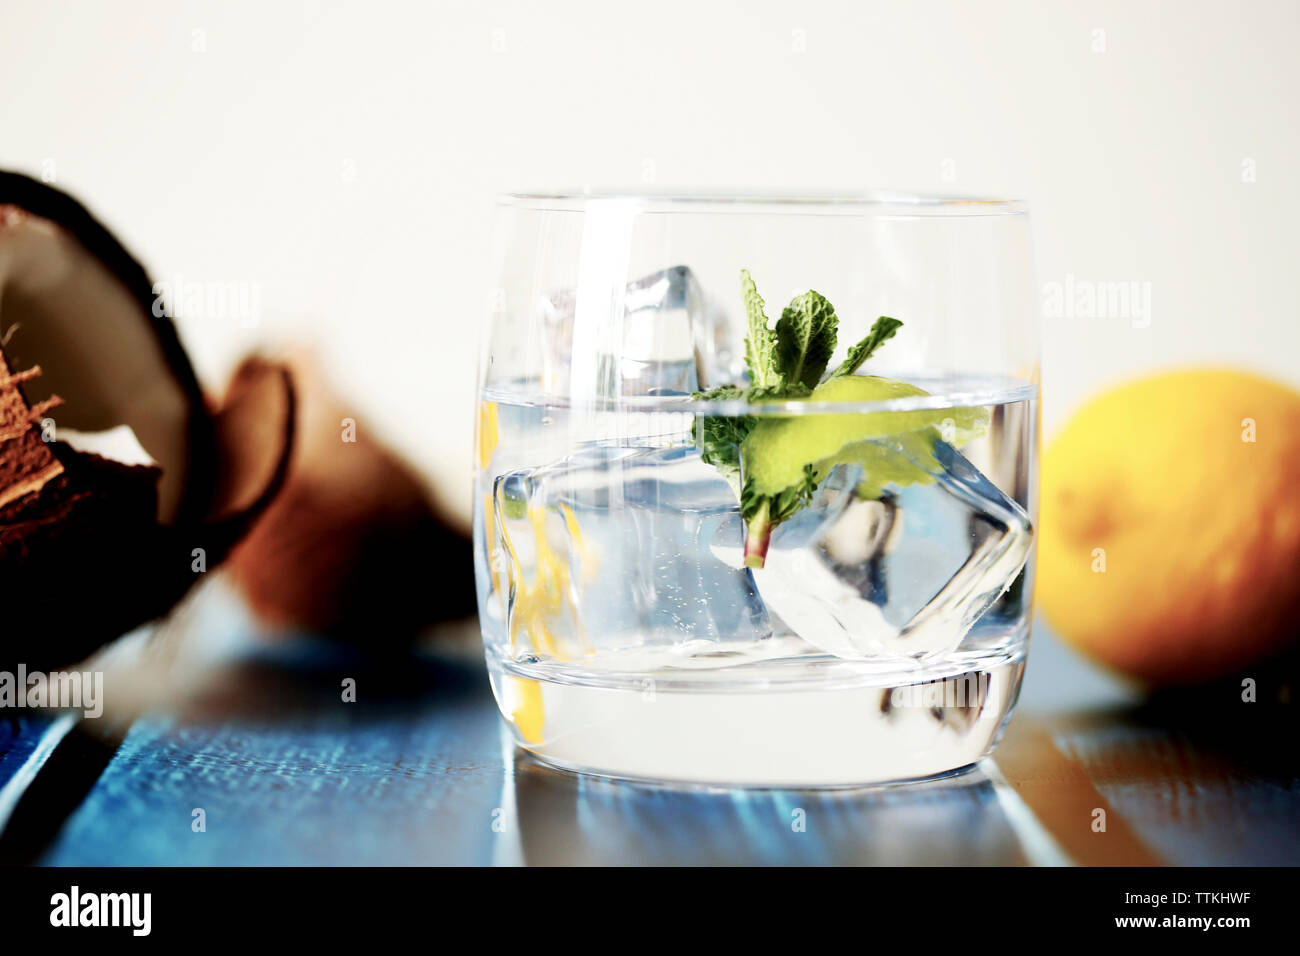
[[739, 375, 989, 499]]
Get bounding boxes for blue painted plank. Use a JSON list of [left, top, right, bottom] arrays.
[[24, 612, 1296, 865], [0, 715, 57, 787], [36, 647, 1028, 865], [41, 662, 509, 866]]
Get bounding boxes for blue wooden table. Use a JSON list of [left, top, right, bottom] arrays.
[[2, 592, 1296, 866]]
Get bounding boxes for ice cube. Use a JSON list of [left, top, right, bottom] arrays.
[[711, 437, 1032, 661], [492, 445, 771, 661], [538, 265, 736, 400]]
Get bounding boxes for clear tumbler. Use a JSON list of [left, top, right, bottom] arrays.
[[474, 191, 1038, 786]]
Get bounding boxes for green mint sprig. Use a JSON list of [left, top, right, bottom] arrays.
[[693, 271, 902, 568], [740, 269, 781, 389]]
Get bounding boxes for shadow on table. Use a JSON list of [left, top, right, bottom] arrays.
[[1002, 676, 1300, 867], [168, 642, 488, 724]]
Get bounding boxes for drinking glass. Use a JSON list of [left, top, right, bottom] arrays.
[[474, 191, 1038, 786]]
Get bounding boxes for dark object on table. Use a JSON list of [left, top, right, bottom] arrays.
[[228, 351, 477, 647]]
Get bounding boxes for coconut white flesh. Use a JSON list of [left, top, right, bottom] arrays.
[[0, 209, 192, 523], [57, 424, 156, 468]]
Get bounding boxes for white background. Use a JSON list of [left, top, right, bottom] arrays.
[[2, 0, 1297, 525]]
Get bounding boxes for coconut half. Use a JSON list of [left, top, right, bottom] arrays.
[[0, 171, 294, 671]]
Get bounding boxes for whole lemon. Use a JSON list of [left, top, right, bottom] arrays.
[[1039, 368, 1300, 686]]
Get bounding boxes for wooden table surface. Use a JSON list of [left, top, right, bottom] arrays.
[[2, 585, 1296, 866]]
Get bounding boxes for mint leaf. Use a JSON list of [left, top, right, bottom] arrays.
[[692, 384, 746, 402], [738, 382, 812, 402], [828, 316, 902, 379], [692, 271, 906, 568], [740, 269, 781, 389], [775, 290, 838, 389], [691, 382, 812, 495], [737, 464, 818, 568], [692, 385, 750, 492]]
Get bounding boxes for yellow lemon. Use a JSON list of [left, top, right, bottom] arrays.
[[1039, 368, 1300, 685]]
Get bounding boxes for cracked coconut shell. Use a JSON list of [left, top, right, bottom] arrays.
[[0, 171, 295, 672]]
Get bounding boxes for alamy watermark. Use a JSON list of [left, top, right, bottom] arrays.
[[1042, 274, 1152, 328], [50, 886, 150, 936], [151, 273, 262, 328], [0, 665, 103, 717], [889, 672, 989, 710]]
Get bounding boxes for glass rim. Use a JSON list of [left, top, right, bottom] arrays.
[[481, 378, 1039, 417], [496, 188, 1028, 217]]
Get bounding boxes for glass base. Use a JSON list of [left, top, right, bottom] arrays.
[[486, 641, 1026, 788]]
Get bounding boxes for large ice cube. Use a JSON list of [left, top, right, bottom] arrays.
[[538, 265, 736, 400], [492, 445, 771, 661], [490, 433, 1030, 666], [711, 437, 1033, 660]]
